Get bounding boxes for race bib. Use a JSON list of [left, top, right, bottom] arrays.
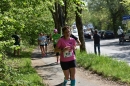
[[63, 51, 72, 58]]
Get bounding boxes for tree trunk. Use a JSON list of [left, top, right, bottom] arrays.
[[112, 15, 117, 36], [49, 1, 68, 34], [49, 3, 59, 32], [76, 6, 86, 52]]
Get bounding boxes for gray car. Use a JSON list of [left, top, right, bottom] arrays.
[[124, 30, 130, 41]]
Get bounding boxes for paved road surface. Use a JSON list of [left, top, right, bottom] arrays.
[[84, 38, 130, 65]]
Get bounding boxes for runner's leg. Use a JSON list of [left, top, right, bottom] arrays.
[[70, 68, 76, 86], [40, 45, 45, 57], [14, 48, 16, 56], [94, 44, 97, 55], [98, 44, 100, 56], [63, 70, 69, 86], [17, 49, 20, 56], [56, 52, 60, 64], [45, 44, 47, 55]]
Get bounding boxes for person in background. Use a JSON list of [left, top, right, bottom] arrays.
[[47, 34, 50, 44], [52, 29, 61, 64], [44, 34, 48, 55], [70, 34, 81, 46], [55, 26, 77, 86], [93, 29, 100, 56], [38, 33, 47, 57], [117, 26, 124, 44], [49, 33, 52, 42], [12, 31, 21, 56]]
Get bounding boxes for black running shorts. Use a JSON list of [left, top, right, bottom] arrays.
[[53, 44, 60, 56], [60, 60, 76, 70]]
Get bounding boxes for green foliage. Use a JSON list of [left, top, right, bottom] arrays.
[[122, 0, 130, 12], [0, 0, 54, 44], [0, 0, 11, 14], [87, 0, 129, 32], [76, 50, 130, 84], [0, 1, 54, 85], [0, 46, 44, 86], [0, 0, 55, 60]]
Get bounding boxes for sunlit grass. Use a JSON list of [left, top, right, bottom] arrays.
[[76, 50, 130, 84], [4, 46, 45, 86]]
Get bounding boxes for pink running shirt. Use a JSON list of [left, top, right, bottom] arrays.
[[56, 37, 76, 62]]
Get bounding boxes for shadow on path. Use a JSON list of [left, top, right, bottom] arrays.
[[31, 52, 55, 60], [34, 62, 58, 68], [55, 82, 63, 86]]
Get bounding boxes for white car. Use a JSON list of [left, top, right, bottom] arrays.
[[71, 25, 87, 39], [72, 29, 79, 38], [124, 30, 130, 41]]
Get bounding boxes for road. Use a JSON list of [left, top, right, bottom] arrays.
[[84, 38, 130, 65]]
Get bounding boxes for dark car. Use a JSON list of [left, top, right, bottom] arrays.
[[98, 30, 105, 38], [101, 30, 115, 39]]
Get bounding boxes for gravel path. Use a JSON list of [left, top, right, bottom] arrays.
[[31, 42, 128, 86]]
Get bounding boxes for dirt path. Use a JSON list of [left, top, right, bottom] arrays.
[[31, 42, 128, 86]]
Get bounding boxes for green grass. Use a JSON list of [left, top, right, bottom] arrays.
[[76, 50, 130, 84], [2, 46, 45, 86]]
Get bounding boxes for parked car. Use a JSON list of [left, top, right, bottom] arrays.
[[72, 29, 79, 38], [98, 30, 105, 38], [71, 26, 88, 39], [101, 30, 115, 39], [84, 31, 92, 39], [124, 30, 130, 41]]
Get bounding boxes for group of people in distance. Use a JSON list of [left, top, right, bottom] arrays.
[[38, 33, 51, 57], [11, 31, 51, 57]]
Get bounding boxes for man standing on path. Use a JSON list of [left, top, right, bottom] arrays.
[[52, 29, 61, 64], [93, 30, 100, 56], [12, 31, 21, 56]]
